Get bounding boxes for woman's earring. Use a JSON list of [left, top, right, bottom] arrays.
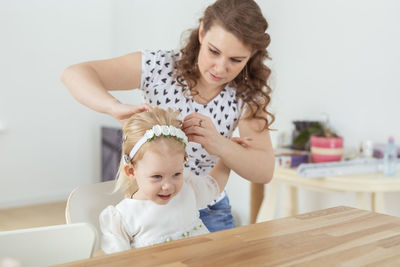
[[243, 65, 249, 84]]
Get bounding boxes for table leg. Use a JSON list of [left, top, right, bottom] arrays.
[[371, 192, 385, 214], [282, 185, 298, 217], [256, 182, 280, 222], [250, 182, 264, 224], [355, 192, 370, 210]]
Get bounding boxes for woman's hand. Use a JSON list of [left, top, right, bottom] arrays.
[[109, 101, 153, 126], [183, 113, 252, 156]]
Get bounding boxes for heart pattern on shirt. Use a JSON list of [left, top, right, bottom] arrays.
[[141, 50, 244, 176]]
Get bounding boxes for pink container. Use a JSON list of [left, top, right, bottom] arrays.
[[310, 136, 344, 163]]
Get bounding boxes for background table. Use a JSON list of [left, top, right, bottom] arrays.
[[59, 206, 400, 266], [255, 168, 400, 223]]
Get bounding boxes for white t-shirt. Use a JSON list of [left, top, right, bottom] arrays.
[[99, 171, 220, 254], [140, 50, 246, 177]]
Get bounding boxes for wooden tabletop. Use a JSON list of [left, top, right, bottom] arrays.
[[58, 206, 400, 266]]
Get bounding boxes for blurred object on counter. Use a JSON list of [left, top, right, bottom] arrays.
[[292, 120, 340, 151], [360, 140, 374, 158], [310, 136, 344, 163], [342, 146, 359, 161], [383, 136, 398, 177], [275, 147, 309, 168], [373, 142, 400, 159], [291, 120, 319, 150]]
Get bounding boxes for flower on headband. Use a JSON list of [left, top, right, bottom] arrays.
[[176, 130, 188, 144], [143, 125, 188, 146], [169, 126, 177, 136], [125, 124, 188, 165], [153, 125, 162, 136], [144, 130, 154, 140], [161, 125, 170, 135]]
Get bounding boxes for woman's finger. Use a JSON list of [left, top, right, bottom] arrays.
[[183, 112, 208, 122], [183, 124, 207, 136], [132, 104, 153, 113], [183, 118, 206, 129]]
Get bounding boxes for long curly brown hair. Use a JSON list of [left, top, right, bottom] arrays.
[[176, 0, 274, 130]]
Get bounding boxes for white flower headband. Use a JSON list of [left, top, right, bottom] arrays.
[[123, 125, 188, 165]]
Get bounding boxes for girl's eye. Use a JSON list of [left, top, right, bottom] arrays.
[[231, 58, 242, 63], [209, 48, 219, 55], [151, 175, 162, 179], [174, 172, 182, 177]]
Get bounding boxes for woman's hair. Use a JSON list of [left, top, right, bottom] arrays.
[[175, 0, 274, 130], [114, 108, 185, 198]]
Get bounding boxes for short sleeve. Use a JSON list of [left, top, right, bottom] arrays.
[[99, 205, 131, 254], [140, 50, 177, 91], [184, 170, 220, 210]]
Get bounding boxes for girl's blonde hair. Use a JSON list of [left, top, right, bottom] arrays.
[[114, 108, 185, 197]]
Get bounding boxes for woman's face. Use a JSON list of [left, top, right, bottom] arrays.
[[197, 23, 252, 89]]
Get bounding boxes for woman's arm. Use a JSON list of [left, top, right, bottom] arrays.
[[60, 52, 152, 124], [209, 160, 231, 193], [183, 114, 275, 184], [225, 117, 274, 184]]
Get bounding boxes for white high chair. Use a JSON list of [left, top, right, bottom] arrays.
[[0, 222, 96, 267], [65, 180, 123, 251]]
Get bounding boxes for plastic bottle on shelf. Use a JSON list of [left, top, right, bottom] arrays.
[[383, 136, 397, 176]]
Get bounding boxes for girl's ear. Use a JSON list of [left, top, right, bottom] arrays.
[[123, 165, 135, 177], [198, 21, 204, 44]]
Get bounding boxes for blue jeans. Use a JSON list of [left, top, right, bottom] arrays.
[[199, 195, 235, 232]]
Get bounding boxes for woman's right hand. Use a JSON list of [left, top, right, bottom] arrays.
[[109, 101, 153, 126]]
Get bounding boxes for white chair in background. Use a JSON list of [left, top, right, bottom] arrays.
[[0, 222, 96, 267], [65, 180, 123, 251]]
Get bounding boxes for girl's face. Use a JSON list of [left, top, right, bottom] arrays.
[[130, 144, 184, 205], [197, 23, 252, 90]]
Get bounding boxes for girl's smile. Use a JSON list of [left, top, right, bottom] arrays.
[[158, 194, 172, 201]]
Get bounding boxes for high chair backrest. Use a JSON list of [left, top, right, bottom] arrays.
[[0, 222, 96, 267], [65, 180, 123, 251]]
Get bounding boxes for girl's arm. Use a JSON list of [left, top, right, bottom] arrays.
[[99, 206, 132, 254], [209, 160, 231, 193], [183, 113, 274, 184], [60, 52, 152, 124]]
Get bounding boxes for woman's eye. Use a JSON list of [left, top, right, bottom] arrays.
[[209, 48, 219, 55], [231, 58, 242, 63]]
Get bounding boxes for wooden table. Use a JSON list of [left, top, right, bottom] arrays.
[[58, 206, 400, 266], [255, 168, 400, 222]]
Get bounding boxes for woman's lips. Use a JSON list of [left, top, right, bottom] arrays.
[[209, 72, 222, 81]]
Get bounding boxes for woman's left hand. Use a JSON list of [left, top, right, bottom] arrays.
[[182, 113, 226, 156]]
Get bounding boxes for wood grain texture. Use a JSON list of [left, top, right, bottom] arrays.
[[58, 206, 400, 266]]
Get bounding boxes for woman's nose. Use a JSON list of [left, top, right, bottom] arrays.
[[214, 57, 228, 73]]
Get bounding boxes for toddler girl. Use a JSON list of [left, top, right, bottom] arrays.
[[99, 108, 230, 254]]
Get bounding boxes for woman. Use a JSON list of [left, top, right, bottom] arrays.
[[61, 0, 275, 232]]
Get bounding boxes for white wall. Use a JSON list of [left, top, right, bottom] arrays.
[[1, 0, 399, 226], [261, 0, 400, 217], [0, 0, 115, 207]]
